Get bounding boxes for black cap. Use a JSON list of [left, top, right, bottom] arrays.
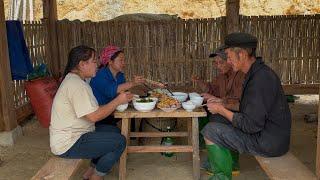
[[222, 32, 257, 49], [209, 47, 227, 60]]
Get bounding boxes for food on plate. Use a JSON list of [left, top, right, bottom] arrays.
[[157, 96, 180, 108], [148, 88, 171, 98], [149, 91, 165, 99]]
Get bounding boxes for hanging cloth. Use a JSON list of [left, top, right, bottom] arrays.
[[6, 20, 33, 80]]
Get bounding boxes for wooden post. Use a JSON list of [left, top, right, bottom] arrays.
[[120, 118, 130, 180], [42, 0, 60, 77], [0, 0, 18, 131], [316, 85, 320, 178], [192, 117, 200, 180], [226, 0, 240, 34]]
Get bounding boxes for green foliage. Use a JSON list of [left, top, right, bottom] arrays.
[[27, 63, 50, 80]]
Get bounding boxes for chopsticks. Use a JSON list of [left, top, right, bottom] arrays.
[[159, 81, 174, 96], [165, 87, 174, 96], [145, 78, 174, 96], [143, 83, 153, 91]]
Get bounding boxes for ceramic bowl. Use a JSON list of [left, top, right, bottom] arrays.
[[133, 98, 156, 112], [116, 103, 128, 112], [182, 101, 196, 112], [170, 92, 188, 102], [189, 92, 201, 99], [190, 96, 204, 107]]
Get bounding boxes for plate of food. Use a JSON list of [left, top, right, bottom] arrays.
[[157, 96, 181, 112], [148, 88, 171, 98]]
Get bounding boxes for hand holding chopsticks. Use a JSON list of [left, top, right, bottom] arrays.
[[145, 78, 166, 88]]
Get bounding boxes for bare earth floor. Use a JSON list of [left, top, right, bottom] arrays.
[[0, 95, 318, 180]]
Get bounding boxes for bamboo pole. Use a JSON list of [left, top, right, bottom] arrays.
[[0, 0, 18, 131], [226, 0, 240, 34], [42, 0, 60, 77]]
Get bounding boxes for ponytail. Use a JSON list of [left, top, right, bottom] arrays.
[[62, 45, 95, 79]]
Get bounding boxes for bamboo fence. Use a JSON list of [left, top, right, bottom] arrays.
[[12, 20, 48, 122], [12, 15, 320, 122], [56, 18, 225, 86], [55, 15, 320, 86], [240, 15, 320, 84]]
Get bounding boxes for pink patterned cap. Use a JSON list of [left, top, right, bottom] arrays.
[[100, 45, 122, 65]]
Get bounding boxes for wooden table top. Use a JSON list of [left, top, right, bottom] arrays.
[[114, 107, 207, 118]]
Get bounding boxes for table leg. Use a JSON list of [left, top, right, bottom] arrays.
[[316, 98, 320, 178], [187, 119, 192, 145], [119, 118, 130, 180], [192, 117, 200, 180]]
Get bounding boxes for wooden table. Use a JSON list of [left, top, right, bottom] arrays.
[[114, 107, 207, 180]]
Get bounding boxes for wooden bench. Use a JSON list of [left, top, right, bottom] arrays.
[[282, 84, 319, 95], [31, 157, 83, 180], [255, 152, 317, 180]]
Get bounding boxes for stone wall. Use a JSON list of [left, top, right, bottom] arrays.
[[3, 0, 320, 21]]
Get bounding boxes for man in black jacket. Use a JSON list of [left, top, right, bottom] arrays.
[[201, 32, 291, 180]]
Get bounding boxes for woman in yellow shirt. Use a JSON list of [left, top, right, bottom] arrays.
[[50, 45, 132, 180]]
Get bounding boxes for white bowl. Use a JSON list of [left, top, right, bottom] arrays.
[[182, 101, 196, 112], [170, 92, 188, 102], [189, 92, 201, 99], [133, 98, 156, 112], [150, 97, 158, 103], [116, 103, 128, 112], [190, 96, 204, 107]]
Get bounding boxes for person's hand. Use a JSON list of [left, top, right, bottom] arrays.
[[133, 75, 145, 85], [201, 93, 215, 101], [116, 92, 133, 104], [207, 96, 223, 103], [207, 102, 224, 114], [156, 81, 168, 88]]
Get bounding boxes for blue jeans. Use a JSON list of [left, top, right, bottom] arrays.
[[59, 125, 126, 176]]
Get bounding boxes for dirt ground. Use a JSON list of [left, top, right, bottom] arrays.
[[0, 95, 318, 180]]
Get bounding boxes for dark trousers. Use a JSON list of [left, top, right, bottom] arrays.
[[59, 125, 126, 175]]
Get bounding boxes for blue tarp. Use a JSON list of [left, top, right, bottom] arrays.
[[6, 20, 33, 80]]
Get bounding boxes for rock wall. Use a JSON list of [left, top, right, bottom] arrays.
[[3, 0, 320, 21]]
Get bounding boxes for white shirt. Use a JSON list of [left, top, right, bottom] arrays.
[[49, 73, 98, 155]]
